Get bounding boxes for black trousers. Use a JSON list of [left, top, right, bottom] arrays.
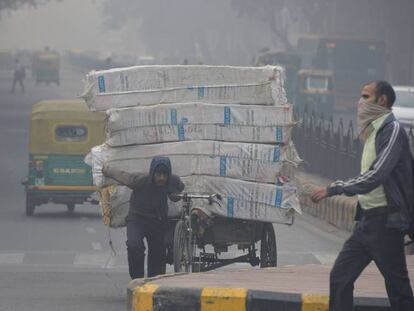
[[330, 213, 414, 311], [11, 76, 24, 93], [126, 217, 166, 279]]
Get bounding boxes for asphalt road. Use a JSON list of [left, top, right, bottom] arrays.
[[0, 62, 350, 311]]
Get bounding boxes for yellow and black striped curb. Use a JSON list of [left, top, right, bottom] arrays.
[[126, 282, 391, 311]]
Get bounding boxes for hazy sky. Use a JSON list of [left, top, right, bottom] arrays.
[[0, 0, 277, 65], [0, 0, 128, 53]]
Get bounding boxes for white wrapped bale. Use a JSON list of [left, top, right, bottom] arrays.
[[99, 185, 181, 228], [83, 65, 287, 110], [105, 101, 294, 146], [99, 185, 129, 228], [85, 141, 300, 187], [107, 123, 292, 146], [107, 102, 294, 132], [100, 176, 299, 227], [183, 176, 300, 219]]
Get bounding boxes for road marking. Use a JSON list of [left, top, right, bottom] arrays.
[[0, 251, 337, 269], [74, 253, 109, 267], [0, 253, 24, 264], [92, 242, 102, 251], [86, 227, 96, 234], [5, 129, 27, 133], [0, 252, 128, 270]]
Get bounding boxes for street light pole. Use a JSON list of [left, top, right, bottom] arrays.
[[410, 4, 414, 84]]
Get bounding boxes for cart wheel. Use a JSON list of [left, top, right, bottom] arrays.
[[173, 220, 191, 272], [26, 193, 35, 216], [67, 203, 75, 213], [260, 223, 277, 267]]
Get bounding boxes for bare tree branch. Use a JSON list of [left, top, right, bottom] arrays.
[[0, 0, 58, 12]]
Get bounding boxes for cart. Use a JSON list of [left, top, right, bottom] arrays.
[[168, 193, 278, 273]]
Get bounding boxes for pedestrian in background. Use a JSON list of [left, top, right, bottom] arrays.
[[10, 58, 25, 93], [311, 80, 414, 311]]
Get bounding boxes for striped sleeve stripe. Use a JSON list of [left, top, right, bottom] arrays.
[[342, 121, 400, 188], [343, 121, 399, 186]]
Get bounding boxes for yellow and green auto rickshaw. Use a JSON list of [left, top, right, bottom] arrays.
[[296, 69, 335, 115], [32, 49, 60, 85], [22, 99, 106, 216]]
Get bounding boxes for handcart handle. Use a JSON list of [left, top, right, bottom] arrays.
[[175, 193, 222, 203]]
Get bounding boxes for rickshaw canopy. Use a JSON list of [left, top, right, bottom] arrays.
[[30, 99, 106, 155]]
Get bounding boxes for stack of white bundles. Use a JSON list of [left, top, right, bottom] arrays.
[[105, 102, 293, 146], [82, 65, 287, 110], [85, 140, 300, 188], [83, 65, 301, 227]]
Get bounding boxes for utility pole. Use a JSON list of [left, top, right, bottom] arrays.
[[332, 0, 337, 33], [410, 2, 414, 84]]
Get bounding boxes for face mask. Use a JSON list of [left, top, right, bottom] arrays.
[[357, 97, 390, 140]]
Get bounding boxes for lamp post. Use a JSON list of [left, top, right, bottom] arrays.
[[410, 4, 414, 84]]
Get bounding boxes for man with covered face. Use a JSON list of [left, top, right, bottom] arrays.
[[311, 81, 414, 310], [103, 156, 184, 279]]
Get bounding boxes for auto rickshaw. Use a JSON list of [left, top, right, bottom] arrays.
[[22, 100, 106, 216], [296, 69, 334, 115], [32, 49, 60, 85]]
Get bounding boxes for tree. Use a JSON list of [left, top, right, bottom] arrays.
[[231, 0, 292, 49], [231, 0, 333, 49], [102, 0, 277, 65], [0, 0, 58, 12]]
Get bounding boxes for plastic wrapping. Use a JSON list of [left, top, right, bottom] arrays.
[[83, 65, 287, 110], [106, 102, 293, 131], [99, 176, 300, 227], [86, 141, 300, 187]]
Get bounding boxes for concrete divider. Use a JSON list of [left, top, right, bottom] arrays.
[[295, 171, 357, 231], [126, 277, 392, 311], [295, 170, 414, 254]]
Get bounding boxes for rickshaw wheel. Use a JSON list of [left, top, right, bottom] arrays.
[[25, 193, 35, 216], [173, 220, 191, 273], [260, 223, 277, 268], [66, 204, 75, 213]]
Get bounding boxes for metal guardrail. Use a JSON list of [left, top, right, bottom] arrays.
[[292, 109, 414, 181]]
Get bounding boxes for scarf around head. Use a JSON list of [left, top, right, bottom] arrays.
[[357, 98, 391, 141]]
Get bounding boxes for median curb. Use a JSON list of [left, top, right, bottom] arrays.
[[127, 278, 391, 311], [295, 171, 357, 231], [295, 170, 414, 254]]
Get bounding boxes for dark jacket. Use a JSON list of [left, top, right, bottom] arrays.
[[327, 113, 413, 231], [104, 156, 184, 220]]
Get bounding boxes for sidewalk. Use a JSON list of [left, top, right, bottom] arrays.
[[127, 256, 414, 310], [126, 169, 414, 310]]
